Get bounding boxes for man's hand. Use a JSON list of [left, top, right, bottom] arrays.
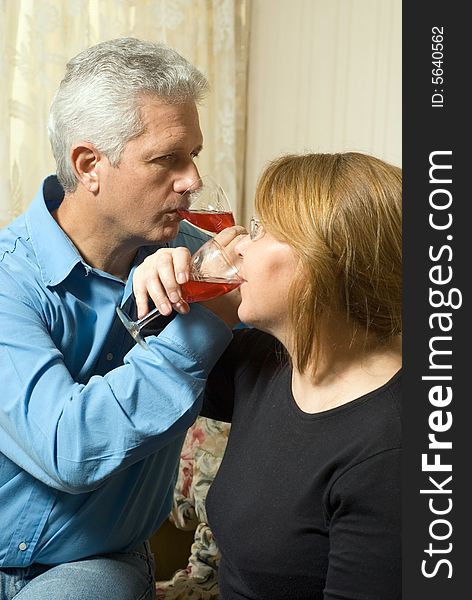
[[132, 225, 247, 323], [133, 246, 191, 319]]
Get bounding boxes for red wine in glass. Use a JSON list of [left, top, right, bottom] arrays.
[[180, 277, 241, 303], [178, 209, 235, 233]]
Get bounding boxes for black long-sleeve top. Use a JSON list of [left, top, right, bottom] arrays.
[[202, 328, 401, 600]]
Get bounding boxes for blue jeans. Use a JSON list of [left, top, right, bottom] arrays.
[[0, 541, 156, 600]]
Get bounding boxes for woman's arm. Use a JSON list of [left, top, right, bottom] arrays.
[[200, 338, 239, 423], [324, 449, 401, 599]]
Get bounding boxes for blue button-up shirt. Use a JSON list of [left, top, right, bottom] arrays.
[[0, 176, 232, 567]]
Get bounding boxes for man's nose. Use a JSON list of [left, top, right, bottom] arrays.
[[174, 165, 201, 194]]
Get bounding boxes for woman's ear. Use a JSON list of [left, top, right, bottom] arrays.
[[70, 142, 102, 193]]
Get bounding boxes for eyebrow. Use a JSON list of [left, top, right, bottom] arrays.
[[144, 143, 204, 161]]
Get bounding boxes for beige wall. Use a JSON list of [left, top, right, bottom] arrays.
[[242, 0, 401, 223]]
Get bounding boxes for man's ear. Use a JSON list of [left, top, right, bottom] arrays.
[[70, 143, 103, 193]]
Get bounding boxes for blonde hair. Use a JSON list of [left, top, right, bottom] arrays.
[[255, 152, 402, 375]]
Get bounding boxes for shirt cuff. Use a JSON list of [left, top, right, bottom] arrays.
[[143, 303, 233, 376]]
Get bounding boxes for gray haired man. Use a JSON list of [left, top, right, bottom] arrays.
[[0, 38, 233, 599]]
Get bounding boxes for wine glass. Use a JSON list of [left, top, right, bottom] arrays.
[[178, 175, 235, 233], [116, 236, 243, 350]]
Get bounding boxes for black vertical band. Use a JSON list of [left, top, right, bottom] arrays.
[[403, 2, 468, 597]]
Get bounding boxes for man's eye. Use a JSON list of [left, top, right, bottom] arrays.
[[157, 154, 174, 161], [191, 151, 200, 159]]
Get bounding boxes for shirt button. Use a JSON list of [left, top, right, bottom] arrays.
[[18, 542, 28, 551], [106, 352, 114, 361]]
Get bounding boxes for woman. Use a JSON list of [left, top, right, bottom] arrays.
[[135, 152, 402, 599]]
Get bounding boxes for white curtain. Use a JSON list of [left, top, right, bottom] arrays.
[[0, 0, 249, 227]]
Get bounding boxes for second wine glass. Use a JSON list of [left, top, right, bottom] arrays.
[[116, 235, 243, 350]]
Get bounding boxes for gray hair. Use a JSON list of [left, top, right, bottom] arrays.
[[48, 38, 209, 193]]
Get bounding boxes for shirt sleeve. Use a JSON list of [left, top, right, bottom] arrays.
[[323, 449, 401, 600], [0, 278, 232, 494]]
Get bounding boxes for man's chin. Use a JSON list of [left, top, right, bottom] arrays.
[[151, 222, 181, 244]]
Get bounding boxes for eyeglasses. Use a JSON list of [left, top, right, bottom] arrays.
[[250, 217, 265, 241]]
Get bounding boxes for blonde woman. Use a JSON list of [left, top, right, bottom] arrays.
[[135, 152, 402, 599]]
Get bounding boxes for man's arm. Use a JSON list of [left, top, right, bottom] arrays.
[[0, 276, 232, 494]]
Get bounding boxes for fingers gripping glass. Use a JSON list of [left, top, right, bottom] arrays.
[[116, 238, 243, 350]]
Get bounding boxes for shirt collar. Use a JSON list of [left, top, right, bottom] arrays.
[[25, 175, 83, 287]]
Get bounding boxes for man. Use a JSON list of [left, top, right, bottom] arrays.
[[0, 38, 233, 599]]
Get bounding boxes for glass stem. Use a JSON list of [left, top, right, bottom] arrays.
[[135, 307, 161, 332]]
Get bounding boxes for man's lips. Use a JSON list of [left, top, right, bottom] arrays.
[[167, 207, 188, 218], [172, 204, 191, 214]]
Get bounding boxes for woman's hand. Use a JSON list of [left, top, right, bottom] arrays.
[[132, 225, 247, 321]]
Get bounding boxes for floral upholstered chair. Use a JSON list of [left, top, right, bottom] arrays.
[[156, 416, 230, 599]]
